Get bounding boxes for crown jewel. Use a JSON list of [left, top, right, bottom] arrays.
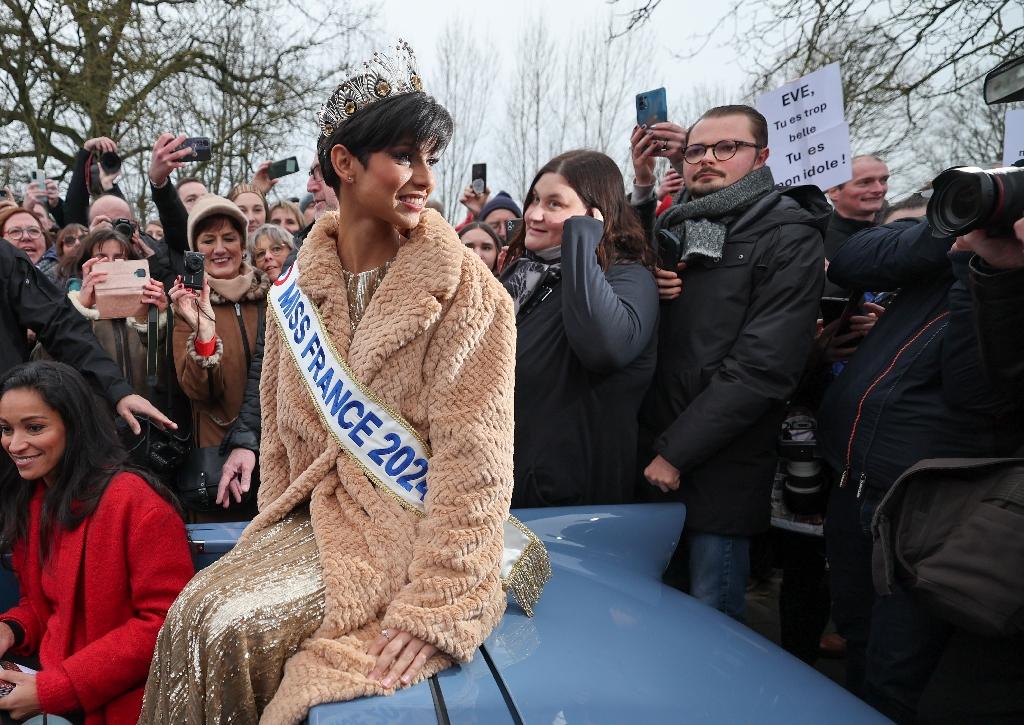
[[317, 39, 424, 141]]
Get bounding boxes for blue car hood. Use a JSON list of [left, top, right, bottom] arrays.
[[312, 505, 888, 724]]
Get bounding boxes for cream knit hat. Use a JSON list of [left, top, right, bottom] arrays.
[[186, 194, 249, 251]]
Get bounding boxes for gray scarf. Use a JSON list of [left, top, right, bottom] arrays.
[[655, 165, 775, 262]]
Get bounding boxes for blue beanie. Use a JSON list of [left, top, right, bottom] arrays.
[[479, 191, 522, 221]]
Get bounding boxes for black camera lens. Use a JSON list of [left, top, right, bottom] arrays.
[[184, 253, 204, 272], [112, 218, 134, 239], [928, 165, 1024, 236], [100, 151, 121, 175]]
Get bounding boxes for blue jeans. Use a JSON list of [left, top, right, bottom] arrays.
[[668, 531, 751, 621]]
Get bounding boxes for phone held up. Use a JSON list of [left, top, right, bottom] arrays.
[[471, 163, 487, 195], [177, 137, 212, 162], [636, 87, 668, 128], [183, 251, 205, 291], [267, 157, 300, 180], [94, 259, 150, 320], [31, 169, 47, 186], [505, 218, 523, 242]]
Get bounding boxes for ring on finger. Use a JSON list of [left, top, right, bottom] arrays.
[[381, 628, 391, 640]]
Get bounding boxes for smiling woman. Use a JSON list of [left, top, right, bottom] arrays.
[[167, 196, 269, 507], [141, 41, 531, 725]]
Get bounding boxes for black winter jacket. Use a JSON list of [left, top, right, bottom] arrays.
[[0, 241, 132, 404], [637, 184, 829, 536], [818, 220, 1018, 497], [504, 216, 658, 507], [822, 212, 874, 297], [969, 260, 1024, 397]]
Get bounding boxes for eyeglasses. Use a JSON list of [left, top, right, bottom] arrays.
[[62, 235, 84, 246], [4, 227, 43, 241], [258, 244, 289, 257], [683, 140, 762, 165], [308, 166, 324, 181]]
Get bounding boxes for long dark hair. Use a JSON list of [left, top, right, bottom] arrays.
[[504, 150, 654, 271], [0, 361, 180, 559], [57, 227, 135, 286]]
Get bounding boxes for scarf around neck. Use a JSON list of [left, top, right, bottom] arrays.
[[502, 247, 561, 315], [655, 165, 775, 263], [207, 262, 257, 303]]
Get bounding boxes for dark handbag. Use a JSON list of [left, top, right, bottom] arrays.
[[872, 456, 1024, 637], [176, 446, 233, 512]]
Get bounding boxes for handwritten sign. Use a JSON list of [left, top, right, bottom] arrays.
[[756, 63, 853, 191], [1003, 109, 1024, 167]]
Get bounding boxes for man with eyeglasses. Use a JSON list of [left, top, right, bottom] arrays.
[[629, 105, 830, 622]]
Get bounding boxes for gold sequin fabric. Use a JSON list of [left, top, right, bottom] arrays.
[[341, 259, 393, 331], [139, 508, 324, 724]]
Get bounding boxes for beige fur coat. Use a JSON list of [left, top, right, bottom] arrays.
[[244, 209, 515, 724]]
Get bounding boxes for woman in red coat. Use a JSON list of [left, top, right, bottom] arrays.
[[0, 361, 193, 724]]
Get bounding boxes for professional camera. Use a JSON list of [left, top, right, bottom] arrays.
[[927, 56, 1024, 236], [777, 408, 827, 516], [183, 251, 205, 291], [111, 217, 135, 240]]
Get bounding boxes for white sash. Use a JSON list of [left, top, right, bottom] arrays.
[[267, 262, 550, 616]]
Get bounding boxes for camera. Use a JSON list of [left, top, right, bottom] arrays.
[[111, 217, 135, 239], [99, 151, 121, 175], [926, 164, 1024, 237], [183, 251, 205, 291], [778, 408, 828, 516], [926, 55, 1024, 237]]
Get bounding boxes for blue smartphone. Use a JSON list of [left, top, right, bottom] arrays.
[[636, 87, 668, 127]]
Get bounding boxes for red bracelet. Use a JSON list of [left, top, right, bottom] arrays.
[[195, 335, 218, 357]]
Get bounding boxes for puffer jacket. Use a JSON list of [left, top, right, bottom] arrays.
[[173, 271, 269, 448]]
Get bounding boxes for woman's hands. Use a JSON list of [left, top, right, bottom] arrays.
[[137, 278, 168, 317], [0, 622, 14, 659], [0, 669, 40, 720], [170, 276, 216, 342], [252, 161, 280, 195], [631, 122, 689, 185], [78, 257, 108, 309], [459, 185, 489, 217], [367, 629, 438, 689]]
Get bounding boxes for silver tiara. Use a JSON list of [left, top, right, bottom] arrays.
[[317, 39, 424, 140]]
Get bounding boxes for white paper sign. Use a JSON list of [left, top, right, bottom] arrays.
[[1003, 108, 1024, 167], [756, 63, 853, 191], [766, 123, 853, 191]]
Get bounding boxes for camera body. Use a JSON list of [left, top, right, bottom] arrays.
[[111, 217, 135, 240], [183, 251, 205, 291], [778, 408, 828, 516]]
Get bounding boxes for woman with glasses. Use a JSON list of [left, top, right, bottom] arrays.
[[0, 208, 50, 268], [249, 222, 295, 282], [54, 224, 87, 287]]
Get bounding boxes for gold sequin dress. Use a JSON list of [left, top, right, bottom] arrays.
[[139, 262, 391, 725]]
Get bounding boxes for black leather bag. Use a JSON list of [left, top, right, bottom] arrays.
[[176, 446, 237, 513]]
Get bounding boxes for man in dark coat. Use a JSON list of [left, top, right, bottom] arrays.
[[632, 105, 828, 621], [816, 216, 1020, 716], [822, 154, 889, 296]]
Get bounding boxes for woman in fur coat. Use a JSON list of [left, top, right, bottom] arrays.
[[141, 42, 519, 724]]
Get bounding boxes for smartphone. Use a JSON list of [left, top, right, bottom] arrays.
[[31, 169, 46, 185], [183, 251, 205, 291], [267, 157, 299, 180], [94, 259, 150, 320], [636, 87, 668, 127], [178, 137, 212, 162], [471, 163, 487, 195], [820, 296, 850, 327], [504, 218, 523, 242], [656, 228, 683, 270]]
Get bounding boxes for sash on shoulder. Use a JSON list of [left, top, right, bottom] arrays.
[[267, 263, 550, 616]]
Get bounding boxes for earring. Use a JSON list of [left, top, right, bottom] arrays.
[[347, 176, 354, 183]]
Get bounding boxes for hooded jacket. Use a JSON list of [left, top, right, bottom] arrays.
[[637, 184, 830, 536]]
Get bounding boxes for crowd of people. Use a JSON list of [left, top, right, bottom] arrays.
[[0, 38, 1022, 725]]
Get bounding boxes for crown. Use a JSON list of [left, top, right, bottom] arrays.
[[317, 39, 424, 142]]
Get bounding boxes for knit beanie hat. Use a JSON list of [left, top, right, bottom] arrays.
[[227, 183, 268, 210], [479, 191, 522, 221], [187, 195, 249, 250]]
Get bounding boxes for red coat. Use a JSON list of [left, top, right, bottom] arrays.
[[1, 472, 194, 724]]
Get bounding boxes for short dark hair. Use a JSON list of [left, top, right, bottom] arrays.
[[176, 176, 205, 190], [317, 92, 454, 195], [691, 105, 769, 148]]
